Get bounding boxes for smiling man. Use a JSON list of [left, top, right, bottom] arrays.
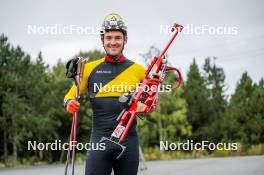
[[64, 13, 149, 175]]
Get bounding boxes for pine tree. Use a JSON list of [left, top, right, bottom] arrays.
[[224, 72, 256, 145], [203, 57, 227, 142], [248, 79, 264, 144], [0, 34, 32, 162], [184, 59, 211, 142]]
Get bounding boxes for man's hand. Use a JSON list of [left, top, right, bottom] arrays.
[[66, 99, 80, 113], [145, 76, 160, 86], [137, 101, 148, 113]]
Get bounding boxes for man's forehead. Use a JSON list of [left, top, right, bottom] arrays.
[[104, 31, 123, 37]]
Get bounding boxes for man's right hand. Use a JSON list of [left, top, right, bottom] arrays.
[[66, 100, 80, 113]]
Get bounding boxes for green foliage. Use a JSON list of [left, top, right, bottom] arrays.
[[203, 57, 227, 142], [247, 144, 264, 155], [184, 59, 211, 142], [224, 72, 264, 145], [0, 34, 104, 165]]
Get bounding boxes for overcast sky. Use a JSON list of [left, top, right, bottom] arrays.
[[1, 0, 264, 96]]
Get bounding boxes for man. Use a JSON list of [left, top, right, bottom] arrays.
[[64, 13, 153, 175]]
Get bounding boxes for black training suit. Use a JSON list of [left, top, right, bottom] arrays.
[[64, 55, 145, 175]]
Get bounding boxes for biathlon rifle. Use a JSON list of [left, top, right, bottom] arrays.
[[100, 23, 184, 159]]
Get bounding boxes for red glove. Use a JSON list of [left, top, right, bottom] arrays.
[[66, 100, 80, 113], [146, 76, 160, 86]]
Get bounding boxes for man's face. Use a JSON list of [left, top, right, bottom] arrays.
[[102, 31, 127, 56]]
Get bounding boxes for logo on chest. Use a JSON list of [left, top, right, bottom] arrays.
[[95, 70, 112, 74]]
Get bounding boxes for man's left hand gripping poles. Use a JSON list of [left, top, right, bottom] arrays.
[[64, 57, 87, 175]]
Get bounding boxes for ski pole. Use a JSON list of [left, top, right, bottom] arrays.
[[64, 57, 87, 175]]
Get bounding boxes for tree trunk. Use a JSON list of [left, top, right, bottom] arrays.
[[158, 110, 164, 152], [3, 117, 8, 163], [12, 75, 18, 162], [12, 124, 18, 162], [38, 136, 43, 160]]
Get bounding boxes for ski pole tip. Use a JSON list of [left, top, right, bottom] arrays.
[[172, 23, 184, 32]]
